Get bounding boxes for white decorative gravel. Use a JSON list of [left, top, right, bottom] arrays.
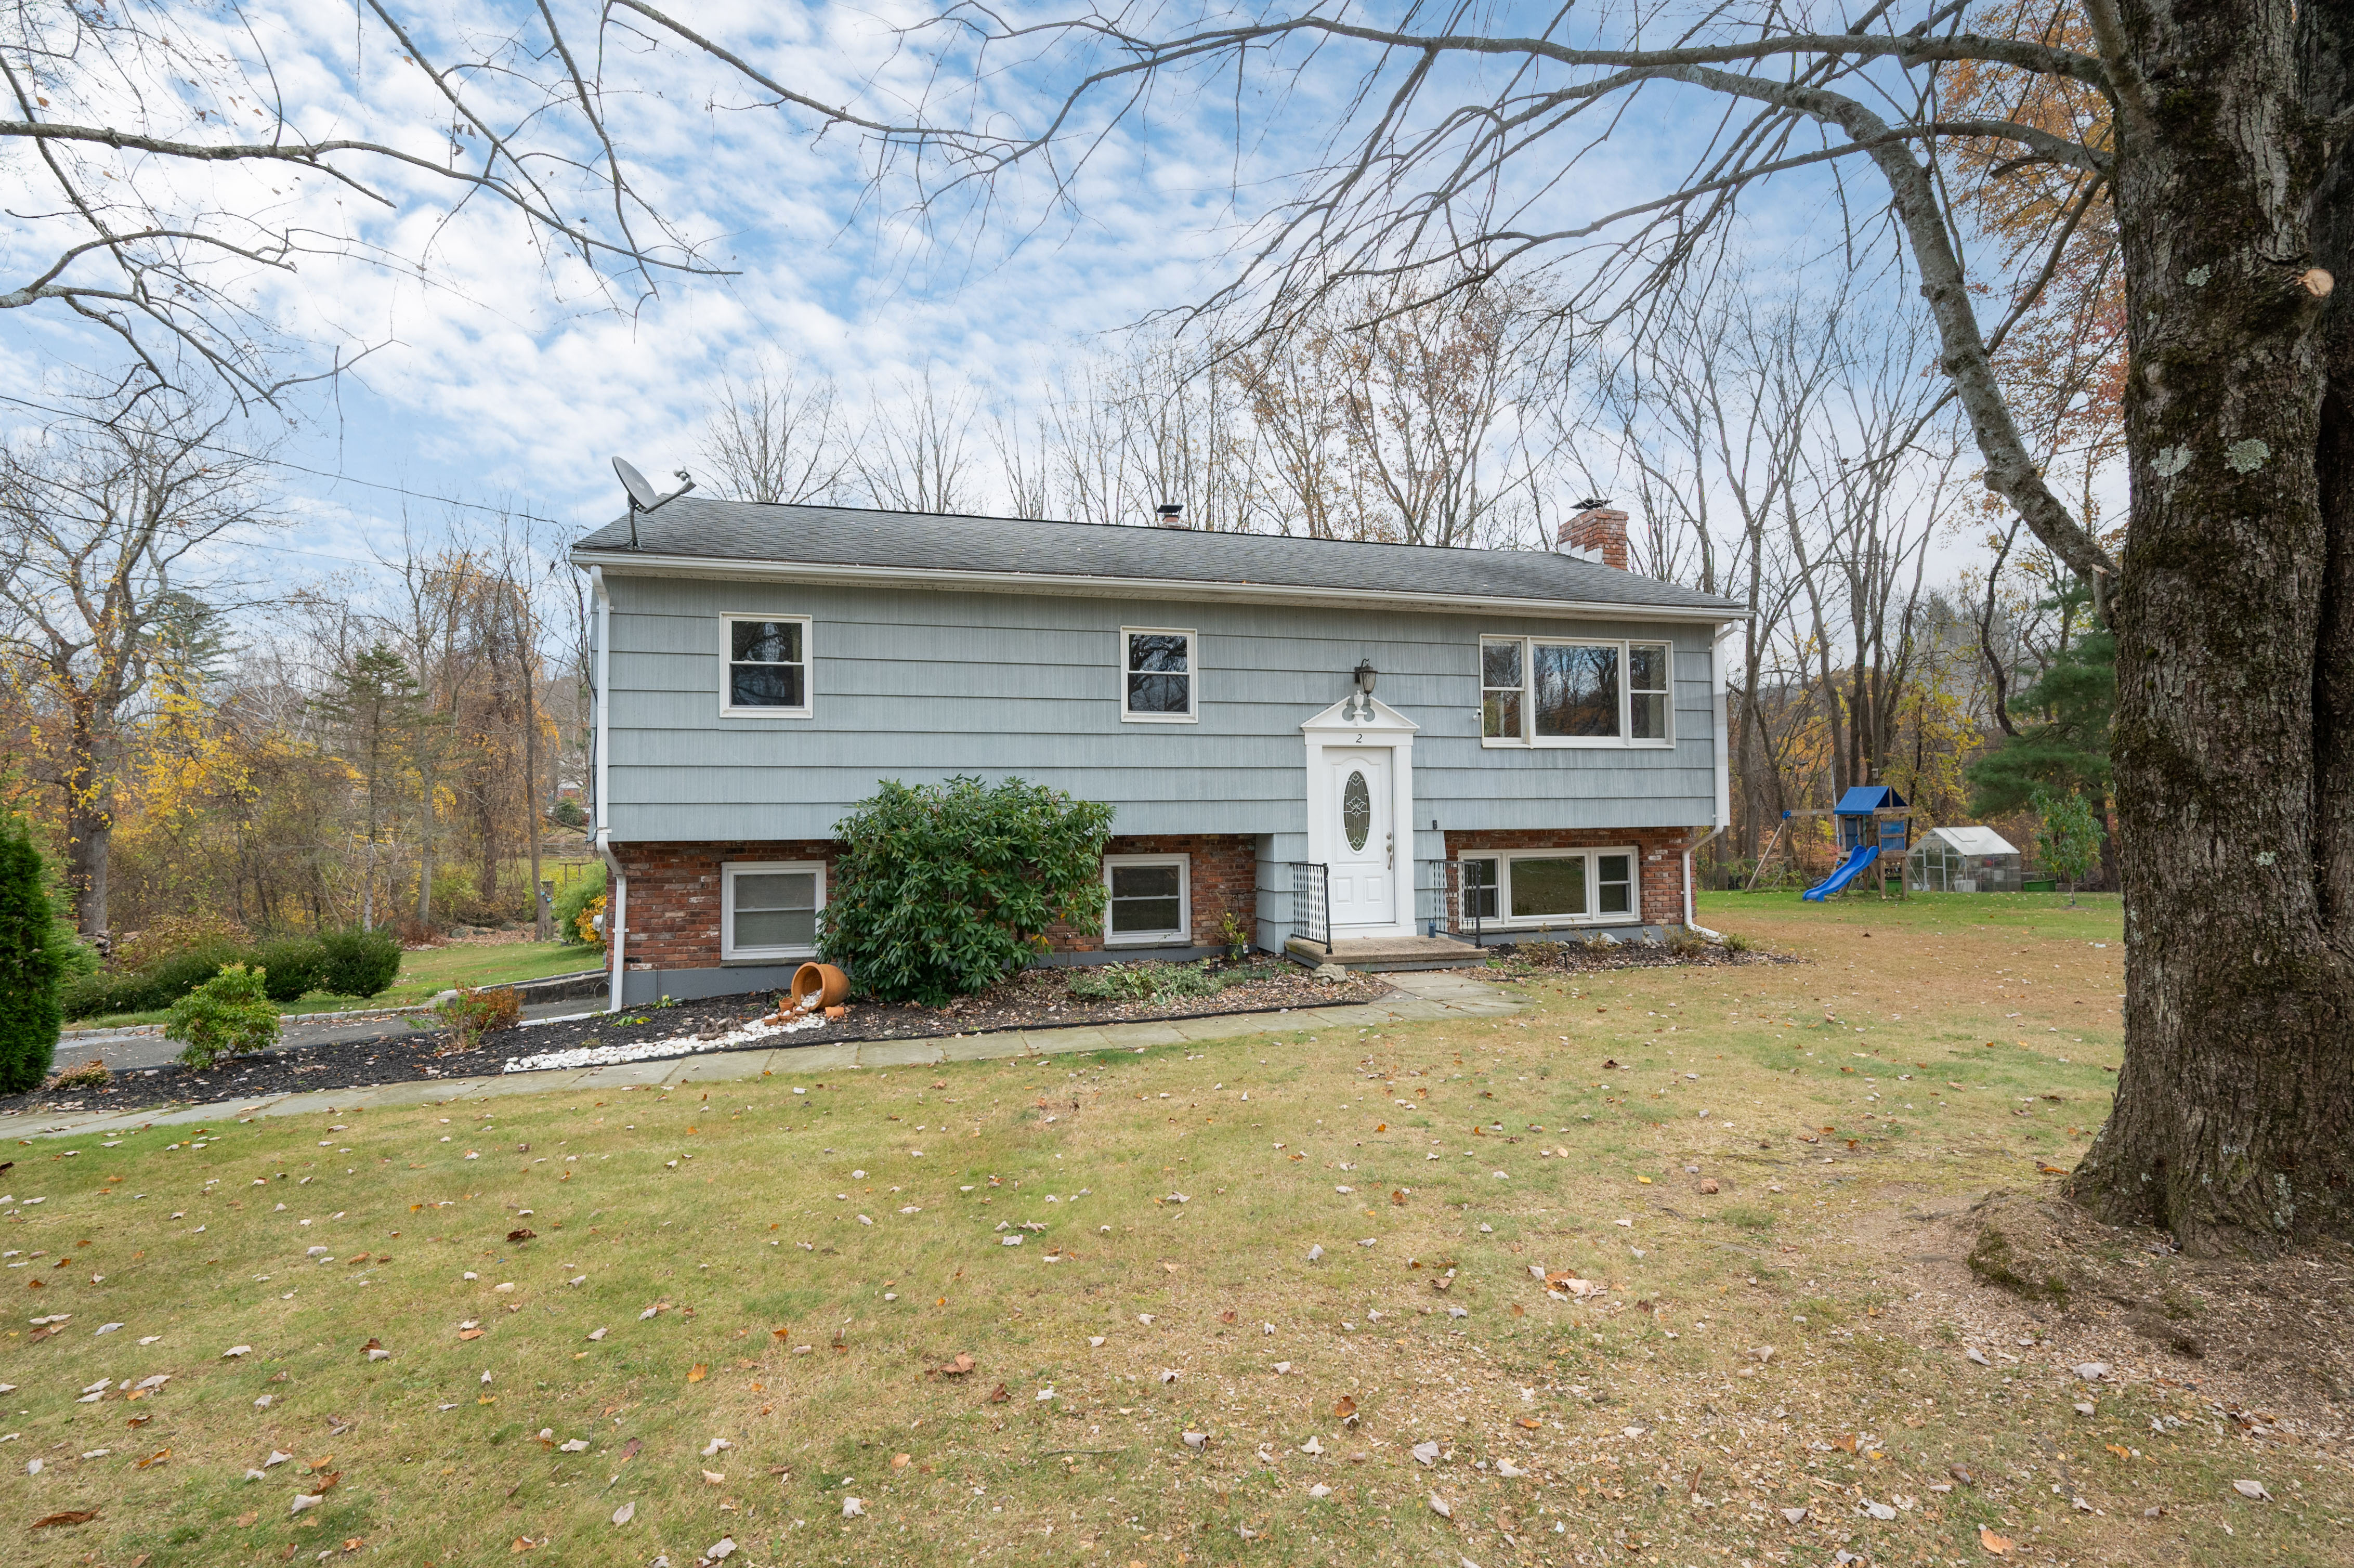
[[501, 1011, 829, 1074]]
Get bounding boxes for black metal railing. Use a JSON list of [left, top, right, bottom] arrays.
[[1424, 857, 1495, 944], [1288, 861, 1330, 950]]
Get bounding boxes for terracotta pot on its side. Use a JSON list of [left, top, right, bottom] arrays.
[[790, 961, 851, 1012]]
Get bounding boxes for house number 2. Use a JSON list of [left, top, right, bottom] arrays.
[[1354, 733, 1364, 743]]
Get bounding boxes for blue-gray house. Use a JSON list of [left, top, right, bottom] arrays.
[[571, 498, 1745, 1005]]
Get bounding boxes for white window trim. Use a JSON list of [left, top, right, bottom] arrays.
[[1454, 846, 1641, 926], [720, 612, 814, 720], [1120, 625, 1199, 724], [720, 859, 826, 961], [1477, 636, 1675, 749], [1102, 852, 1192, 946]]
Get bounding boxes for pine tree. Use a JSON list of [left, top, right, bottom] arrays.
[[0, 816, 64, 1093]]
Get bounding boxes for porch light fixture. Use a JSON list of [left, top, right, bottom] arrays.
[[1350, 659, 1378, 721]]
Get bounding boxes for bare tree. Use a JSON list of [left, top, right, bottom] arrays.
[[853, 368, 982, 513], [0, 385, 279, 937], [700, 362, 851, 505]]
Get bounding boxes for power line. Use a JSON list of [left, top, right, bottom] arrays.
[[0, 389, 583, 528]]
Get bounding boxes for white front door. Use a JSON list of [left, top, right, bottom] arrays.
[[1327, 749, 1394, 929]]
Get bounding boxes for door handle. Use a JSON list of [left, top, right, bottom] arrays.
[[1387, 830, 1394, 869]]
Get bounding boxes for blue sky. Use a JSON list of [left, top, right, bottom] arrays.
[[0, 1, 2036, 598]]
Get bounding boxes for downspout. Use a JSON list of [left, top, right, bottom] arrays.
[[1686, 621, 1739, 941], [590, 567, 626, 1012]]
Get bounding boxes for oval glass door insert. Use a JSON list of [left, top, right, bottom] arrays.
[[1342, 769, 1372, 853]]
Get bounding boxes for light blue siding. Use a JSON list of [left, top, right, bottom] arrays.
[[600, 574, 1722, 842]]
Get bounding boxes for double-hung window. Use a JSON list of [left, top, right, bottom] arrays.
[[1103, 854, 1190, 945], [1454, 848, 1637, 925], [1479, 636, 1672, 746], [721, 860, 825, 960], [722, 614, 812, 716], [1121, 628, 1197, 722]]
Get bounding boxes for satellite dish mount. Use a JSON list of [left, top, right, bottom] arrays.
[[611, 456, 696, 548]]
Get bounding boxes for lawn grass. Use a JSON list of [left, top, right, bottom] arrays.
[[5, 892, 2345, 1566], [62, 942, 599, 1031]]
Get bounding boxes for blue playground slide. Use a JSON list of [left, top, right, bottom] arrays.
[[1803, 842, 1882, 902]]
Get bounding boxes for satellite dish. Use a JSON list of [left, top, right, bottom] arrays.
[[610, 455, 696, 548], [613, 455, 661, 511]]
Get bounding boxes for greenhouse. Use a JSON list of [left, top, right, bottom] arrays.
[[1906, 825, 2023, 893]]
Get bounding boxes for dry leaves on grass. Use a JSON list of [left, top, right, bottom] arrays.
[[930, 1353, 976, 1378], [687, 1363, 708, 1383], [32, 1510, 99, 1528], [1980, 1525, 2015, 1554]]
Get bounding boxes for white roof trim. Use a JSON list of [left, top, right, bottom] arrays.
[[569, 548, 1752, 624]]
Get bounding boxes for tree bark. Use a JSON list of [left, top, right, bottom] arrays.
[[2069, 0, 2354, 1252]]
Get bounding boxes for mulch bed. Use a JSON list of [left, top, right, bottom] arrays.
[[1, 961, 1394, 1120]]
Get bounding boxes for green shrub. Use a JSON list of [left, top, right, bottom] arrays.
[[552, 863, 608, 948], [551, 797, 589, 829], [253, 937, 328, 1001], [60, 942, 241, 1020], [165, 962, 279, 1069], [318, 927, 402, 998], [820, 776, 1115, 1007], [1066, 960, 1226, 1003], [0, 816, 65, 1093]]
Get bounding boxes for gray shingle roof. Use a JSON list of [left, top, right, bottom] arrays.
[[571, 497, 1745, 615]]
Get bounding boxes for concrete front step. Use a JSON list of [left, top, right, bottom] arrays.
[[1285, 934, 1486, 972]]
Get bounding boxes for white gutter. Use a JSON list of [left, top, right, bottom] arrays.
[[569, 548, 1752, 625], [588, 566, 625, 1012]]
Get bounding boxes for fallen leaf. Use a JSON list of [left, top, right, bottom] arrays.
[[1411, 1440, 1441, 1466], [1833, 1433, 1858, 1454], [702, 1470, 725, 1485], [2233, 1479, 2270, 1500], [457, 1328, 484, 1341], [1427, 1492, 1452, 1519], [611, 1502, 635, 1526], [932, 1353, 976, 1378], [506, 1229, 535, 1243], [1333, 1395, 1358, 1420], [236, 1510, 260, 1527], [687, 1364, 708, 1383], [891, 1453, 910, 1470], [1515, 1417, 1540, 1430], [985, 1383, 1009, 1403], [1979, 1525, 2014, 1555], [136, 1447, 170, 1468], [32, 1510, 99, 1528]]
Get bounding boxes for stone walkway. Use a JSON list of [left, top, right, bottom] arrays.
[[13, 970, 1524, 1139]]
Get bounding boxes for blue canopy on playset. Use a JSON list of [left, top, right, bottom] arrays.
[[1834, 785, 1907, 816]]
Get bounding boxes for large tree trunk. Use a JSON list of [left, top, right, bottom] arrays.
[[2071, 0, 2354, 1252]]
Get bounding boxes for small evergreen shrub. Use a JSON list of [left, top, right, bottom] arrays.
[[552, 863, 608, 948], [0, 816, 65, 1093], [166, 963, 279, 1070], [820, 776, 1114, 1006], [318, 927, 402, 998], [550, 797, 589, 829], [253, 937, 328, 1001]]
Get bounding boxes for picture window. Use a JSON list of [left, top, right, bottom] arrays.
[[1479, 636, 1672, 746], [1453, 848, 1639, 925]]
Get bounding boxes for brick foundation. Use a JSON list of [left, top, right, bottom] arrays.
[[611, 840, 840, 970], [612, 832, 1257, 969], [1048, 833, 1257, 952], [1443, 827, 1705, 927]]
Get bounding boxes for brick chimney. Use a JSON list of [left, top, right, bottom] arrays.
[[1154, 502, 1187, 529], [1558, 499, 1629, 570]]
